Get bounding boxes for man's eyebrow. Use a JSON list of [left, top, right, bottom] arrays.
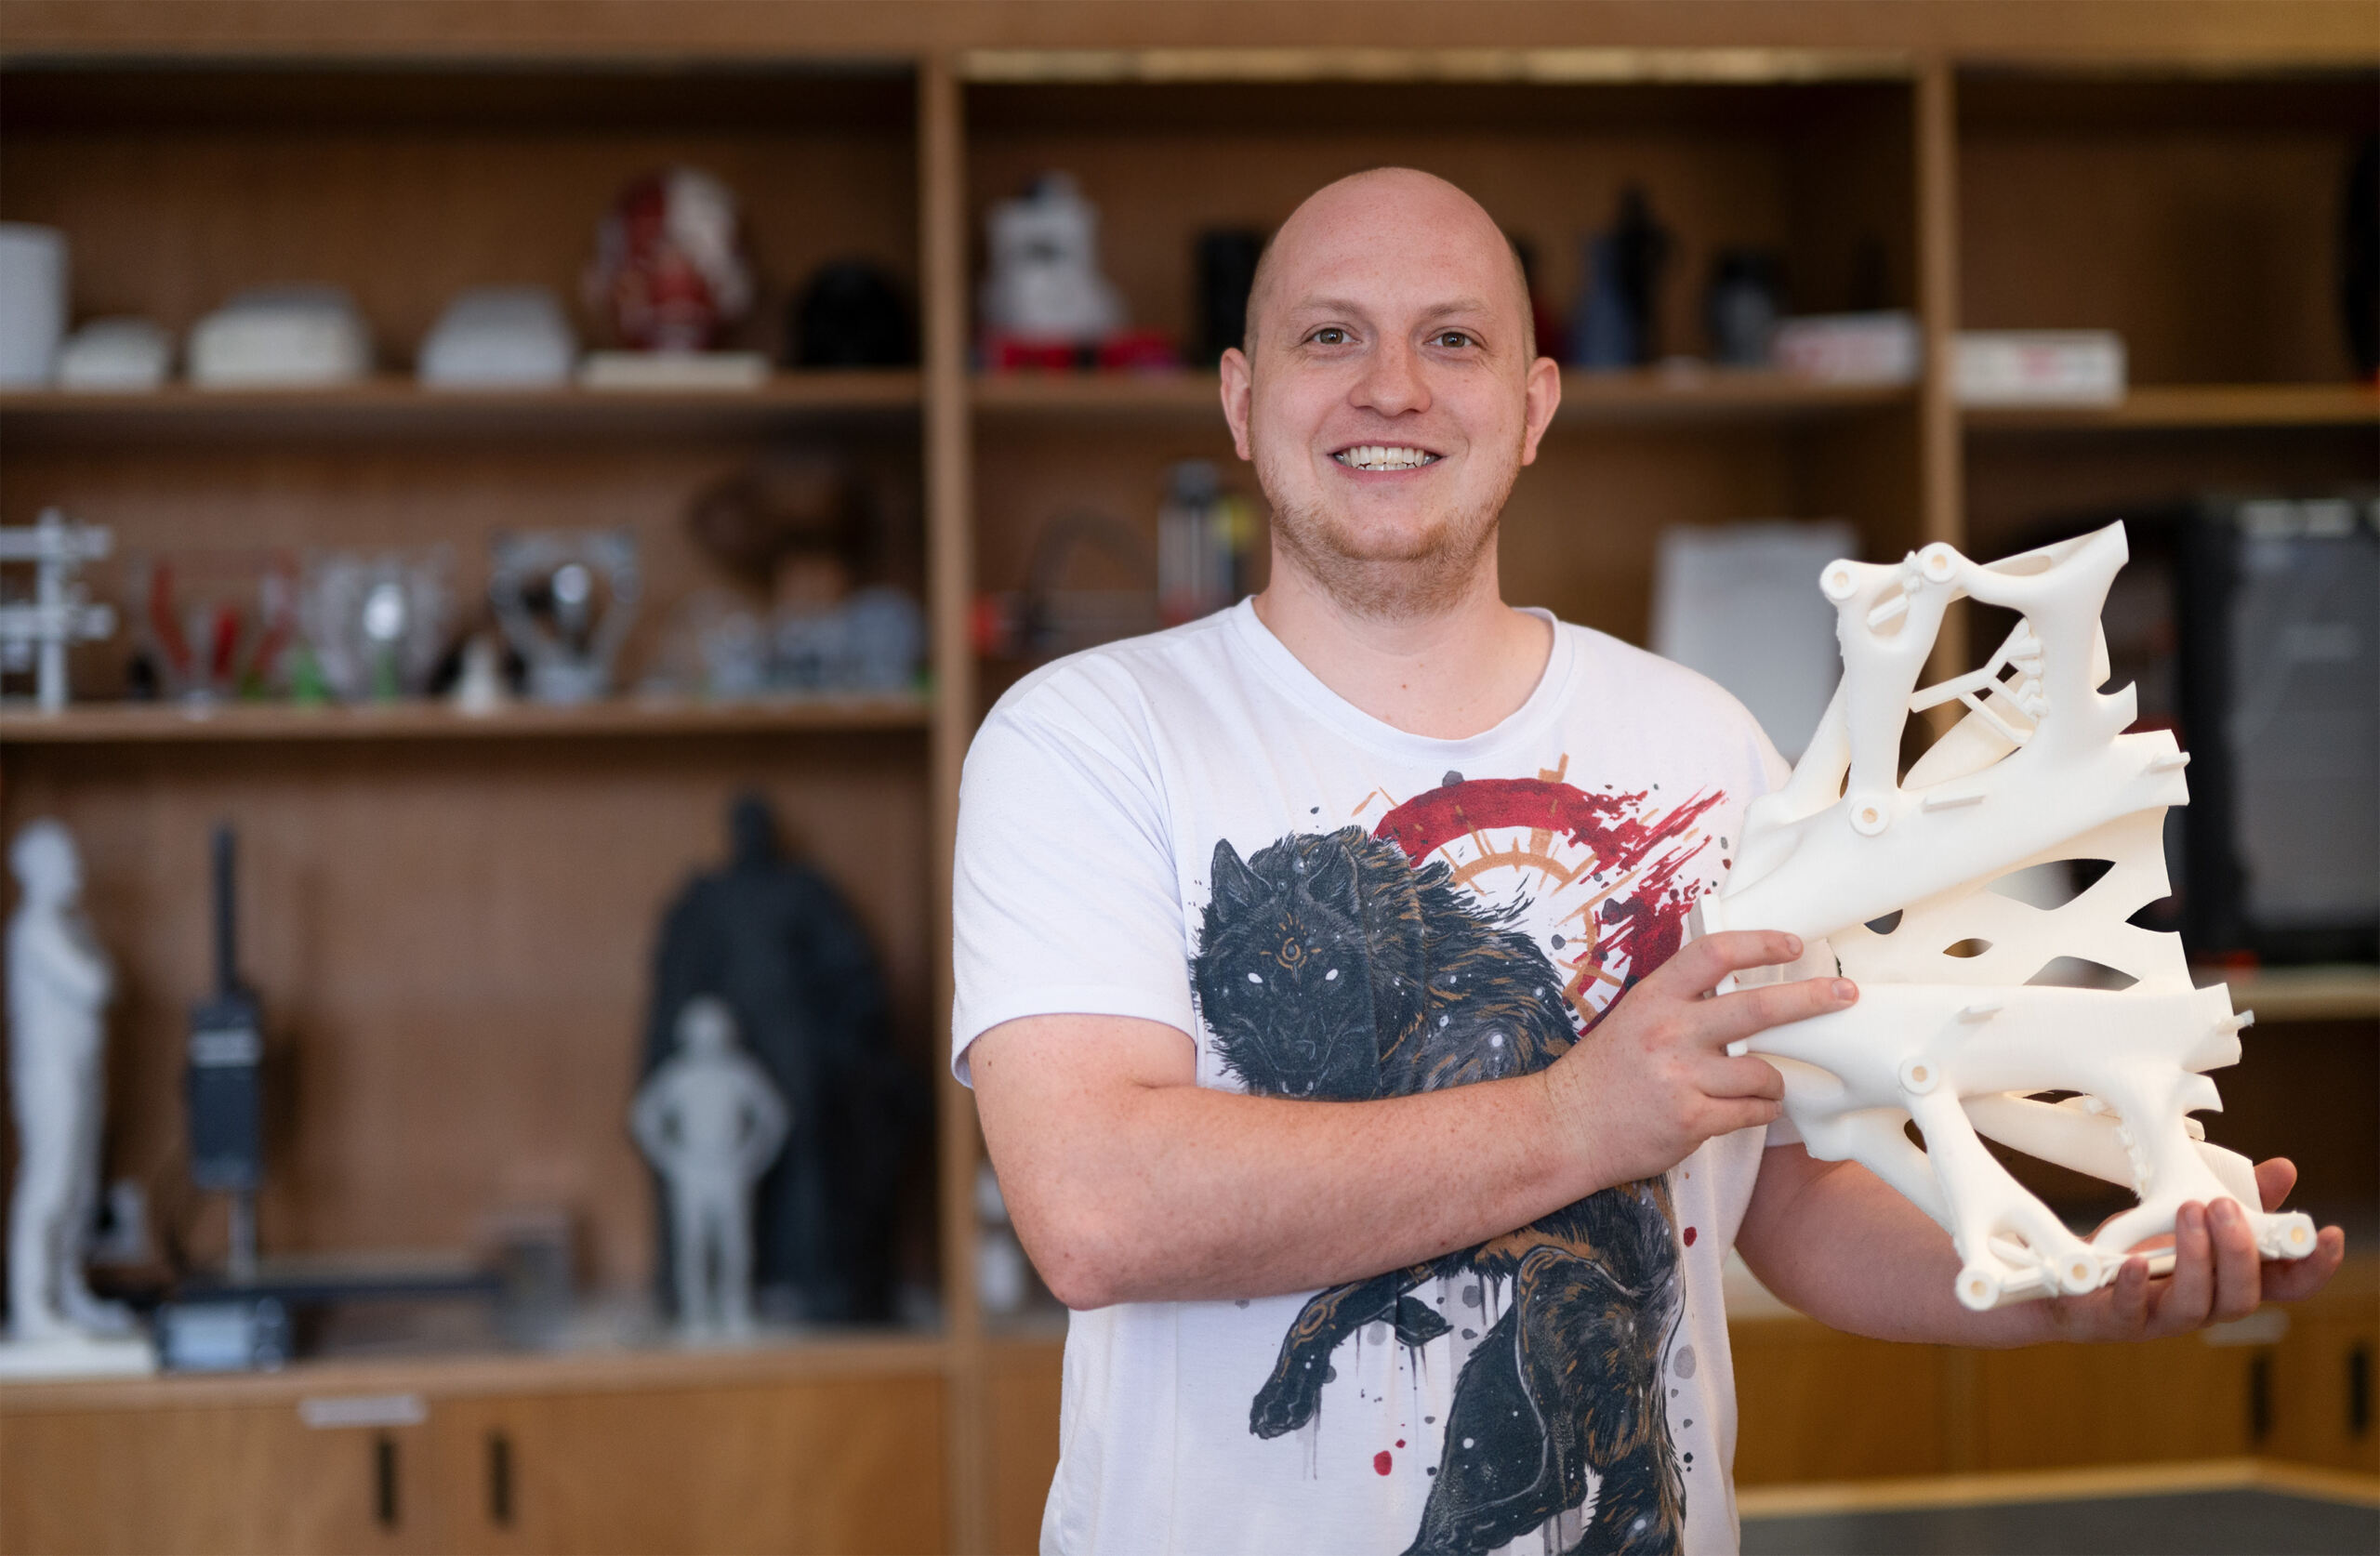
[[1283, 296, 1501, 323]]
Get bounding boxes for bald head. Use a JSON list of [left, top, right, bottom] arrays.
[[1244, 167, 1534, 362]]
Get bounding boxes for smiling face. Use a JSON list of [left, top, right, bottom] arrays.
[[1222, 168, 1561, 618]]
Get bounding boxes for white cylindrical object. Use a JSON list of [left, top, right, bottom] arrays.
[[0, 224, 69, 387]]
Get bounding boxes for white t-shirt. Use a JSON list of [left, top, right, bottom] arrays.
[[955, 600, 1793, 1556]]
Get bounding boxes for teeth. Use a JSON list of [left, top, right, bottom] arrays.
[[1335, 443, 1437, 471]]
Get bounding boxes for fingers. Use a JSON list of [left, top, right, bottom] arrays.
[[2261, 1225, 2348, 1303], [2204, 1198, 2264, 1322], [2104, 1255, 2153, 1335], [2254, 1157, 2298, 1213], [1663, 930, 1804, 997], [1699, 1053, 1786, 1102], [1698, 976, 1859, 1047], [1699, 1095, 1783, 1138], [2147, 1202, 2215, 1337]]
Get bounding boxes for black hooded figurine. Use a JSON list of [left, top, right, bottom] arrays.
[[640, 792, 926, 1323]]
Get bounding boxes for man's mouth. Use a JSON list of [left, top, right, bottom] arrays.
[[1331, 443, 1441, 472]]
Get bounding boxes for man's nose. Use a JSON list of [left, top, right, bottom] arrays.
[[1349, 336, 1431, 418]]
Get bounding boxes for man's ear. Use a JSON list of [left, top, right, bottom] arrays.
[[1519, 352, 1562, 467], [1219, 346, 1255, 462]]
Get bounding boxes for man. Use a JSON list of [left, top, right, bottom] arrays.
[[953, 168, 2343, 1555]]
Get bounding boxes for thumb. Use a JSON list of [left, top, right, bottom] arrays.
[[2254, 1157, 2298, 1214]]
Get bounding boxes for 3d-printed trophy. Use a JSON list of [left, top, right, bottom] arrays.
[[488, 530, 641, 705], [1697, 522, 2318, 1311], [299, 547, 456, 703]]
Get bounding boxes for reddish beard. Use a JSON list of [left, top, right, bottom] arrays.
[[1254, 447, 1518, 620]]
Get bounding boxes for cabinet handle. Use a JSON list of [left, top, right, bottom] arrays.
[[488, 1430, 514, 1526], [2351, 1344, 2373, 1439], [2248, 1353, 2272, 1445], [374, 1434, 400, 1529]]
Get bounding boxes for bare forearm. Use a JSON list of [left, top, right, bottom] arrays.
[[1737, 1147, 2049, 1347], [1007, 1063, 1593, 1306], [969, 1013, 1650, 1307]]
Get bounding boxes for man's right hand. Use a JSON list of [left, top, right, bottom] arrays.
[[1540, 930, 1857, 1188]]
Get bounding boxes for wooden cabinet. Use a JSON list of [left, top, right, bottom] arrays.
[[421, 1378, 945, 1554], [0, 1396, 441, 1555], [0, 1345, 947, 1556]]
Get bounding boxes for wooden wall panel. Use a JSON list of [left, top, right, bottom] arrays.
[[1961, 115, 2373, 386], [0, 733, 931, 1287]]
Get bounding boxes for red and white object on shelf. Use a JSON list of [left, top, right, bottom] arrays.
[[584, 166, 755, 353], [1772, 310, 1922, 386], [1954, 330, 2127, 406]]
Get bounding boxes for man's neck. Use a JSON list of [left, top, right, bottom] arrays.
[[1250, 548, 1554, 741]]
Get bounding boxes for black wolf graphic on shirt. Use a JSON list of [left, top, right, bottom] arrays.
[[1193, 816, 1694, 1556]]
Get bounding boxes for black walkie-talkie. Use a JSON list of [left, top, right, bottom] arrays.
[[187, 824, 263, 1274]]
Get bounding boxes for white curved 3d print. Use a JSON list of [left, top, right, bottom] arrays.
[[1693, 522, 2317, 1310]]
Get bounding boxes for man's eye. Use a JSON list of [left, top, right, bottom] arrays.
[[1309, 327, 1350, 346], [1434, 331, 1474, 349]]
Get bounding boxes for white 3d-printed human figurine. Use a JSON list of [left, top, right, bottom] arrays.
[[631, 996, 789, 1336], [6, 820, 137, 1347], [1696, 522, 2317, 1311]]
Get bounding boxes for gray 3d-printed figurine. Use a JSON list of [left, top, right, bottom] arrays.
[[641, 794, 926, 1324], [631, 996, 789, 1336], [5, 820, 152, 1374]]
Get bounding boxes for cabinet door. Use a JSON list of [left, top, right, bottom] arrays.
[[426, 1374, 946, 1555], [0, 1400, 445, 1556], [2270, 1306, 2380, 1474], [1977, 1332, 2260, 1469], [1730, 1318, 1953, 1483], [985, 1339, 1064, 1555]]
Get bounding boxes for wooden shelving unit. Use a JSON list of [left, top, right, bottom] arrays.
[[2219, 965, 2380, 1026], [973, 366, 1914, 423], [0, 11, 2373, 1554], [0, 371, 924, 439], [1964, 382, 2380, 433]]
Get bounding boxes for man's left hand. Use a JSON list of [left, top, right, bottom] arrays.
[[2039, 1157, 2347, 1342]]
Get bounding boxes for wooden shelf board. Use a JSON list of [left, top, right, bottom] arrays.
[[0, 371, 923, 440], [1964, 383, 2380, 432], [2209, 964, 2380, 1024], [0, 694, 932, 745], [971, 368, 1911, 425], [1554, 368, 1912, 422], [0, 1330, 949, 1415]]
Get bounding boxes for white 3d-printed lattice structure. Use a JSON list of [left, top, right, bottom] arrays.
[[1694, 521, 2318, 1310]]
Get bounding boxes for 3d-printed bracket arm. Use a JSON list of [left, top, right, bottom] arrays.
[[1733, 972, 2317, 1307], [1698, 523, 2318, 1309]]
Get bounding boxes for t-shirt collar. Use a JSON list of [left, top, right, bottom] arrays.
[[1225, 595, 1578, 765]]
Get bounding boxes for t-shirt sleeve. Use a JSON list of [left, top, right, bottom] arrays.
[[950, 685, 1198, 1086]]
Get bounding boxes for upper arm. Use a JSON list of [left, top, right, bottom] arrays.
[[952, 687, 1197, 1085]]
